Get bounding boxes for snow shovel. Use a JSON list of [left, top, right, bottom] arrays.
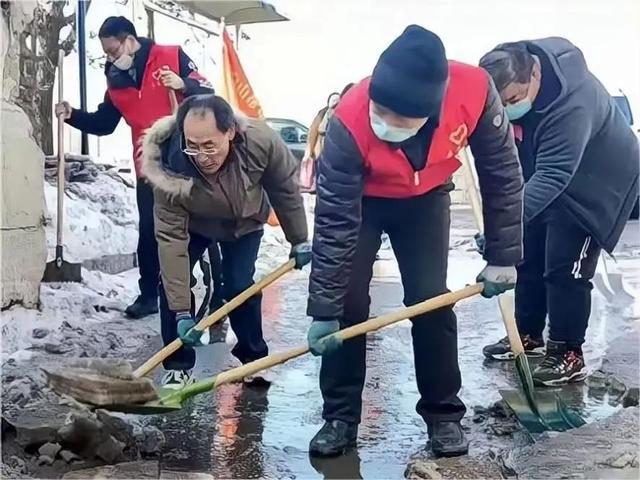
[[44, 259, 298, 407], [458, 148, 584, 433], [43, 51, 82, 284], [134, 258, 297, 378], [68, 284, 486, 415], [593, 253, 635, 306]]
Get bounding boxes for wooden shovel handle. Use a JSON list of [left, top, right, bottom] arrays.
[[168, 89, 178, 113], [213, 284, 483, 387], [459, 149, 525, 356], [56, 50, 66, 248], [134, 259, 296, 378]]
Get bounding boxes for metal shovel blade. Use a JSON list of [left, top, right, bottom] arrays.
[[503, 353, 586, 433], [42, 258, 82, 283], [500, 388, 586, 434], [106, 398, 183, 415]]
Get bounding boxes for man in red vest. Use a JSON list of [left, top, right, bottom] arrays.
[[55, 17, 214, 319], [306, 26, 524, 458]]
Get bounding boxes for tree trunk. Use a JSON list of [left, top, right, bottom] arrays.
[[1, 0, 47, 309]]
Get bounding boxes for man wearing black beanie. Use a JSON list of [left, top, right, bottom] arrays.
[[306, 25, 524, 457]]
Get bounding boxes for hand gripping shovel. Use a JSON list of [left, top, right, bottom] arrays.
[[458, 148, 585, 433], [44, 260, 296, 406], [43, 51, 82, 283], [91, 284, 486, 415]]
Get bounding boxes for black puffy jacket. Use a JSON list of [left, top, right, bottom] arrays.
[[307, 73, 524, 318]]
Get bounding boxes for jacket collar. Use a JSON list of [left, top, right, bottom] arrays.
[[141, 112, 250, 199]]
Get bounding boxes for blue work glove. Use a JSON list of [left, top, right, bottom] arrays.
[[474, 233, 486, 256], [476, 265, 517, 298], [290, 241, 312, 269], [307, 318, 342, 356], [175, 312, 204, 347]]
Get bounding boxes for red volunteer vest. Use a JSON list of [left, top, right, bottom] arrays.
[[108, 44, 184, 177], [335, 61, 488, 198]]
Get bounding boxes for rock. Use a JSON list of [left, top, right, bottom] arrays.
[[32, 328, 50, 339], [609, 376, 627, 397], [586, 370, 608, 390], [95, 435, 125, 464], [60, 450, 82, 463], [489, 400, 514, 419], [405, 460, 443, 479], [604, 452, 637, 469], [505, 407, 640, 479], [7, 455, 27, 474], [96, 410, 134, 445], [160, 471, 214, 479], [135, 426, 166, 454], [43, 366, 157, 406], [2, 403, 68, 447], [38, 442, 62, 459], [62, 460, 159, 479], [622, 388, 639, 408], [38, 455, 55, 466], [44, 342, 74, 354]]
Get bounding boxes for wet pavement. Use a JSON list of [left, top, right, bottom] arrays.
[[145, 212, 639, 479]]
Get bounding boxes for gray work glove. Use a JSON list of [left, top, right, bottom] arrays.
[[476, 265, 517, 298], [290, 241, 312, 269], [307, 318, 342, 356]]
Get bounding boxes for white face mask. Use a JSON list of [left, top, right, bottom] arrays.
[[369, 110, 423, 143], [113, 53, 133, 71]]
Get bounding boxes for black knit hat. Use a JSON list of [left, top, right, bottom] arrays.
[[370, 25, 449, 118]]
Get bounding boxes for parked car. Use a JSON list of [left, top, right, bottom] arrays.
[[265, 118, 308, 161], [613, 93, 639, 219]]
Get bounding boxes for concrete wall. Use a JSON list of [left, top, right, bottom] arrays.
[[1, 2, 48, 309]]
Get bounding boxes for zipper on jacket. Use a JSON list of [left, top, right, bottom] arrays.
[[414, 171, 420, 186]]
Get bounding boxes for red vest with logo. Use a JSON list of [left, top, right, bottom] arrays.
[[108, 45, 184, 177], [335, 61, 488, 198]]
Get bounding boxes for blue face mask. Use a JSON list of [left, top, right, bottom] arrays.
[[505, 98, 532, 121], [370, 111, 423, 143]]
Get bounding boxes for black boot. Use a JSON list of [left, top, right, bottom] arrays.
[[428, 421, 469, 457], [309, 420, 358, 457], [125, 295, 159, 319]]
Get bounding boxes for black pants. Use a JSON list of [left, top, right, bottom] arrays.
[[320, 186, 466, 425], [136, 180, 160, 300], [160, 230, 268, 370], [515, 206, 600, 348]]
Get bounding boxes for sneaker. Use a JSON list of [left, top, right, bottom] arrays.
[[161, 369, 195, 390], [533, 341, 587, 387], [309, 420, 358, 457], [482, 335, 545, 361], [428, 421, 469, 458], [125, 296, 159, 319]]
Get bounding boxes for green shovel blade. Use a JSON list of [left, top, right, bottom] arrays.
[[99, 375, 219, 416]]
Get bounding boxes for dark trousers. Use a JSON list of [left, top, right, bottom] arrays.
[[320, 186, 466, 425], [160, 230, 268, 370], [136, 180, 160, 300], [515, 206, 601, 348]]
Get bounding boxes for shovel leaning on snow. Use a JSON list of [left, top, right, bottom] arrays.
[[43, 51, 82, 284], [459, 148, 585, 433], [47, 284, 485, 415]]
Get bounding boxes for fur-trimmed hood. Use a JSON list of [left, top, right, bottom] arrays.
[[140, 112, 250, 199]]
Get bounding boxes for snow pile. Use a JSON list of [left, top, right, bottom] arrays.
[[44, 171, 138, 263]]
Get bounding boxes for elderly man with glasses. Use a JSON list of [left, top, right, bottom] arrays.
[[141, 94, 310, 389]]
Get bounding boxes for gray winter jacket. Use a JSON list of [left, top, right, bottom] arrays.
[[518, 38, 639, 252]]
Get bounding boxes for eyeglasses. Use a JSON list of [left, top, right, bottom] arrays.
[[182, 146, 221, 157], [181, 137, 222, 157]]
